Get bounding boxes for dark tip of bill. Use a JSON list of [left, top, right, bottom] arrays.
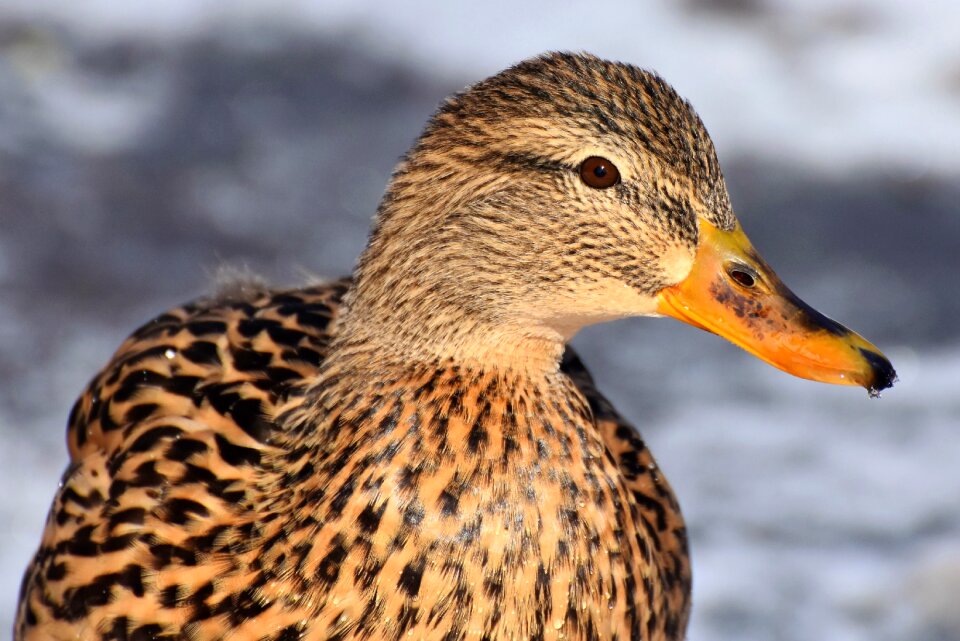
[[859, 347, 897, 398]]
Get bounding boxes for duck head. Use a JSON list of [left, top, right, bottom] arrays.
[[341, 52, 895, 394]]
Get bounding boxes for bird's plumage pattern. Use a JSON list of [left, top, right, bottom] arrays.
[[17, 281, 688, 641]]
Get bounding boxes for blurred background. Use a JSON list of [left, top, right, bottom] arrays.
[[1, 1, 957, 640]]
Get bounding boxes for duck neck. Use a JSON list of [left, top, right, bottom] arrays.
[[277, 336, 588, 472], [328, 299, 566, 380], [328, 224, 573, 378], [325, 153, 589, 378]]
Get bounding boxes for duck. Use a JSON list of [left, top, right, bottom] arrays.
[[16, 52, 895, 641]]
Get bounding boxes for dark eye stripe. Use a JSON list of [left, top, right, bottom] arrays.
[[475, 151, 568, 173], [579, 157, 620, 189]]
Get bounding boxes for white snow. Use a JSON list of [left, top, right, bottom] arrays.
[[2, 0, 958, 172]]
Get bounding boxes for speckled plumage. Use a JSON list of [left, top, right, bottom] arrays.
[[17, 281, 688, 641], [17, 51, 886, 641]]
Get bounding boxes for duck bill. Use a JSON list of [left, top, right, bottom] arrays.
[[656, 220, 896, 395]]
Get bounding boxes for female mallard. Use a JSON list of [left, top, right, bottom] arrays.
[[16, 52, 894, 641]]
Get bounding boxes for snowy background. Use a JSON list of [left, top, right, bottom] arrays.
[[1, 1, 958, 640]]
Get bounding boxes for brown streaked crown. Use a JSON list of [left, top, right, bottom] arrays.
[[431, 52, 730, 215]]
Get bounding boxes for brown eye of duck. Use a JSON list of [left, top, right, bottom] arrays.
[[579, 156, 620, 189]]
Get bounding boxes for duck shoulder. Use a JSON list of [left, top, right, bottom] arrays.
[[16, 280, 347, 640], [17, 279, 688, 640]]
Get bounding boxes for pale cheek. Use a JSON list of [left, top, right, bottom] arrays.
[[658, 243, 695, 285], [534, 279, 662, 340]]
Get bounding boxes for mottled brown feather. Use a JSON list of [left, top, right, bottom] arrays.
[[17, 282, 688, 641]]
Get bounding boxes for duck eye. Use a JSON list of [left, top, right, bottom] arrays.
[[727, 264, 758, 289], [579, 156, 620, 189]]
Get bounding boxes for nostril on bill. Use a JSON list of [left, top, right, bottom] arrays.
[[725, 263, 757, 288]]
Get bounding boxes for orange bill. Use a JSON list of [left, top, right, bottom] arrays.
[[656, 219, 896, 396]]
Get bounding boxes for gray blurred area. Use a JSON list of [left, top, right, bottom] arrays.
[[1, 8, 958, 641]]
